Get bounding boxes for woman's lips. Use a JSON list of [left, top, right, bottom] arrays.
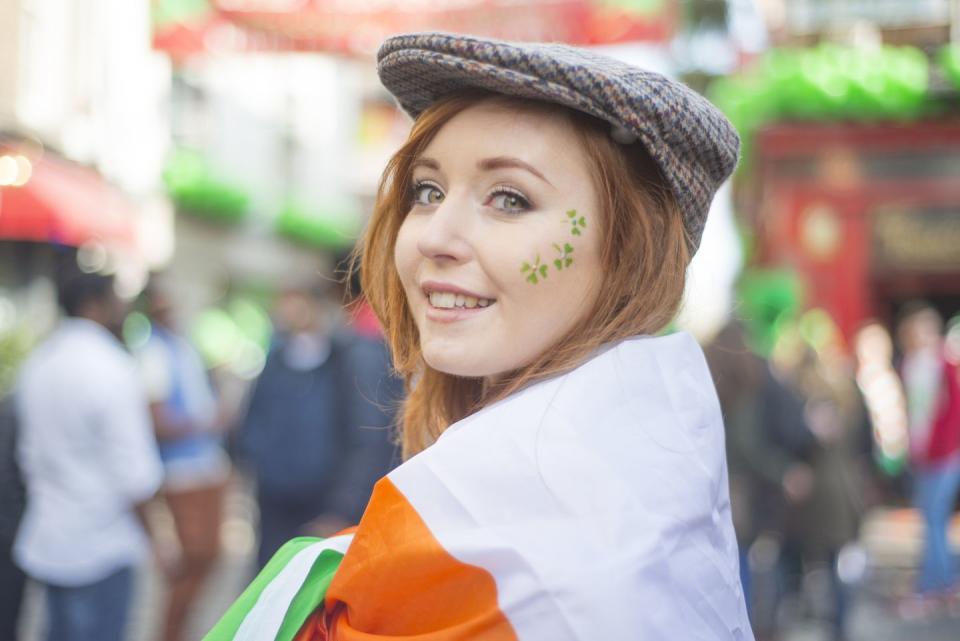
[[420, 281, 496, 323], [421, 289, 496, 324], [426, 290, 494, 310], [420, 280, 492, 299], [424, 304, 493, 323]]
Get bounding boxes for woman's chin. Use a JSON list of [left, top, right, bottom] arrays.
[[423, 350, 500, 379], [425, 359, 486, 379]]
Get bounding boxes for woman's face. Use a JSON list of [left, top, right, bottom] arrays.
[[394, 100, 604, 379]]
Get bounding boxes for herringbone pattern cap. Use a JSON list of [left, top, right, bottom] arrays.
[[377, 32, 740, 257]]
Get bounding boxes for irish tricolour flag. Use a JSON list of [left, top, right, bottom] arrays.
[[206, 334, 754, 640], [204, 534, 352, 641]]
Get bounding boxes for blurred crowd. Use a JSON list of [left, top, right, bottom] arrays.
[[0, 257, 401, 641], [705, 300, 960, 641], [1, 254, 959, 641]]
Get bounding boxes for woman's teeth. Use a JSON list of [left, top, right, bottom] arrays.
[[428, 292, 493, 309]]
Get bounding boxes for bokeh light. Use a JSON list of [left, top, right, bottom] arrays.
[[76, 241, 109, 274]]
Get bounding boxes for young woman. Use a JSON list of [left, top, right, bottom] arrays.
[[207, 32, 751, 641]]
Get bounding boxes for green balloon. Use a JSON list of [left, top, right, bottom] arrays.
[[163, 148, 250, 223], [941, 45, 960, 89]]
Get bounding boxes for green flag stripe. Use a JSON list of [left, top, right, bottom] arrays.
[[275, 548, 345, 641], [203, 537, 339, 641]]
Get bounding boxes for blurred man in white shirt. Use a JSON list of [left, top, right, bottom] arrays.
[[15, 269, 163, 641]]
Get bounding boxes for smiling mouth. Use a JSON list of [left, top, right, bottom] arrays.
[[426, 291, 495, 310]]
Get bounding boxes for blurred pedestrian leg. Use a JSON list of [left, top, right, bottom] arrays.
[[136, 279, 229, 641], [163, 481, 226, 641], [914, 457, 960, 593], [45, 566, 133, 641]]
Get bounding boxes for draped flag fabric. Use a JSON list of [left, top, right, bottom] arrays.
[[207, 333, 754, 641], [205, 535, 351, 641]]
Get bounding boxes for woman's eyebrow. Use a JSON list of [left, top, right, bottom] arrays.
[[477, 156, 553, 187], [412, 157, 440, 171]]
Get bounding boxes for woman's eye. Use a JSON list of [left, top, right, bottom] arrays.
[[412, 183, 444, 206], [489, 190, 531, 213]]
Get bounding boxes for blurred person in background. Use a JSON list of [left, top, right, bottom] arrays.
[[774, 321, 872, 641], [239, 279, 399, 569], [137, 278, 230, 641], [853, 322, 910, 489], [896, 302, 960, 616], [947, 315, 960, 364], [14, 269, 163, 641], [329, 262, 402, 524], [705, 318, 815, 641], [0, 394, 26, 639]]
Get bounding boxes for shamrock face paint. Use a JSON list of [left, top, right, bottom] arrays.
[[553, 242, 574, 270], [567, 209, 587, 235], [394, 99, 604, 378], [520, 209, 584, 284], [521, 255, 549, 284]]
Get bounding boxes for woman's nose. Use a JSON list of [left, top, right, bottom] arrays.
[[416, 197, 473, 263]]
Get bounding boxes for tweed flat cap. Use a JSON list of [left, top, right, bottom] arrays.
[[377, 32, 740, 256]]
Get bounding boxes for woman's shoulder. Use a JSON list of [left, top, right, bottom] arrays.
[[367, 333, 746, 639], [397, 331, 727, 524]]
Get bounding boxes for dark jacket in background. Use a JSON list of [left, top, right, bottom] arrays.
[[0, 395, 26, 639], [239, 330, 401, 524], [325, 334, 402, 522], [705, 321, 815, 544]]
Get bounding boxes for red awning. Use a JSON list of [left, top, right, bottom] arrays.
[[0, 151, 138, 252]]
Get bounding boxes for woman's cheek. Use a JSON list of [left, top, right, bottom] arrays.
[[394, 220, 420, 286]]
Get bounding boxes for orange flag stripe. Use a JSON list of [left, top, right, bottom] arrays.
[[324, 477, 519, 641]]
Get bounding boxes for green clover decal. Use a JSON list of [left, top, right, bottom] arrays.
[[521, 254, 549, 284], [523, 210, 585, 284], [552, 242, 574, 270], [566, 209, 587, 236]]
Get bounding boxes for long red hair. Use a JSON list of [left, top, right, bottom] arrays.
[[358, 92, 689, 458]]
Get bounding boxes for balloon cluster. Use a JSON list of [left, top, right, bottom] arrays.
[[709, 44, 931, 167]]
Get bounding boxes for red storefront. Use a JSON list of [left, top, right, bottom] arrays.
[[743, 119, 960, 344]]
